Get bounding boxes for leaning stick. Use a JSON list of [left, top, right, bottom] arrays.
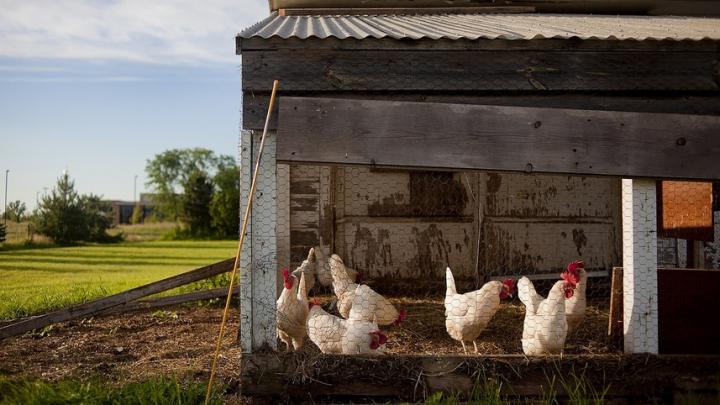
[[205, 80, 279, 404]]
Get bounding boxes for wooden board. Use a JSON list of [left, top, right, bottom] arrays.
[[96, 286, 239, 316], [657, 181, 714, 241], [277, 97, 720, 180], [242, 50, 719, 92], [658, 268, 720, 354], [608, 267, 623, 348], [242, 93, 720, 130], [0, 258, 235, 339]]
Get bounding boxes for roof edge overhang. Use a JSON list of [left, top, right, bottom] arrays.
[[267, 0, 720, 16]]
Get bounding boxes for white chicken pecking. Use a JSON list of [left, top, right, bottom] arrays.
[[306, 289, 388, 355], [276, 268, 309, 351], [518, 276, 576, 355], [563, 260, 587, 334], [292, 248, 317, 293], [444, 267, 515, 354], [315, 245, 361, 287], [329, 254, 404, 326]]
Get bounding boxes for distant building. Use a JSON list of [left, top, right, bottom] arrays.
[[104, 197, 156, 225]]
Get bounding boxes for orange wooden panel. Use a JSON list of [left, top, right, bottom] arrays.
[[657, 181, 714, 241]]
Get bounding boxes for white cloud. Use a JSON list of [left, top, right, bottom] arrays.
[[0, 0, 268, 65]]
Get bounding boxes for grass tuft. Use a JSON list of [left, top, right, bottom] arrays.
[[0, 376, 222, 405]]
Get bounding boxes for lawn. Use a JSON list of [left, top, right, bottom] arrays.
[[0, 240, 237, 320]]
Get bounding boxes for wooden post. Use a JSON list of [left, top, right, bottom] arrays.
[[621, 179, 659, 354], [239, 129, 279, 352]]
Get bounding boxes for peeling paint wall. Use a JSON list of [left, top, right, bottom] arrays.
[[288, 165, 624, 280]]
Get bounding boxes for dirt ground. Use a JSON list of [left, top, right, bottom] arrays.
[[0, 306, 242, 385], [0, 295, 615, 387]]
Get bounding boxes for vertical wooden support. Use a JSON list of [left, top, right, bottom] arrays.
[[239, 129, 279, 353], [277, 164, 290, 296], [621, 179, 659, 354]]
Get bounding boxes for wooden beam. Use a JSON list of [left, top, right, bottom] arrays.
[[608, 267, 623, 348], [0, 258, 235, 339], [95, 286, 239, 316], [241, 50, 719, 92], [277, 6, 536, 16], [242, 93, 720, 130], [277, 97, 720, 180]]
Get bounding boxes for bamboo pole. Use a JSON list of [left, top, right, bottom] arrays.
[[205, 80, 280, 404]]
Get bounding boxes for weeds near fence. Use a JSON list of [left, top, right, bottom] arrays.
[[0, 376, 223, 405]]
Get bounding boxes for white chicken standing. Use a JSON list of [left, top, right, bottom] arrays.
[[276, 268, 309, 351], [292, 248, 316, 293], [329, 254, 404, 326], [563, 261, 587, 334], [518, 276, 576, 355], [315, 245, 360, 287], [444, 267, 515, 354]]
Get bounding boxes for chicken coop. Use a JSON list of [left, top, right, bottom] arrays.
[[236, 1, 720, 402]]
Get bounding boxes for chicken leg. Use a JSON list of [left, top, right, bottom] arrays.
[[473, 341, 479, 354], [461, 341, 468, 354]]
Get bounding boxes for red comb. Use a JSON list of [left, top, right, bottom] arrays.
[[281, 268, 290, 279], [567, 260, 584, 273], [393, 310, 407, 326]]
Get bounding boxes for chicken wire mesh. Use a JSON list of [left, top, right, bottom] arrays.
[[268, 165, 620, 357]]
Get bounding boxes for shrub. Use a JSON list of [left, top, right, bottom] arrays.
[[210, 165, 239, 238], [181, 170, 214, 237], [130, 203, 143, 224], [0, 223, 6, 243], [33, 173, 118, 244]]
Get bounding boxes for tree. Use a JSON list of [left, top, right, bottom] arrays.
[[145, 148, 234, 220], [130, 204, 143, 224], [4, 200, 27, 222], [33, 173, 114, 244], [182, 170, 214, 236], [210, 165, 240, 238], [0, 223, 6, 244]]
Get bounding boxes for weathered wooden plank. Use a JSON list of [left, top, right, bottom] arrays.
[[243, 93, 720, 130], [95, 286, 239, 316], [242, 50, 719, 92], [277, 97, 720, 180], [0, 258, 235, 339], [277, 6, 536, 15], [608, 267, 623, 346]]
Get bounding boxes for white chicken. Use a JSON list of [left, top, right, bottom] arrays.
[[444, 267, 515, 354], [563, 261, 587, 334], [315, 245, 360, 287], [518, 277, 576, 355], [329, 254, 404, 326], [306, 299, 345, 354], [292, 248, 316, 293], [276, 268, 309, 351], [306, 289, 388, 355]]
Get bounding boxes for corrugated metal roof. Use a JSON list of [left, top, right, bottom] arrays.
[[239, 13, 720, 41]]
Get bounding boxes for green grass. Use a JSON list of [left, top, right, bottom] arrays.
[[0, 376, 223, 405], [109, 222, 177, 242], [0, 240, 236, 320]]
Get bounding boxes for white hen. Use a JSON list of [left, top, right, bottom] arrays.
[[305, 289, 387, 355], [444, 267, 514, 354], [563, 261, 587, 334], [292, 248, 316, 293], [329, 254, 404, 326], [519, 277, 576, 355], [315, 245, 360, 287], [276, 269, 309, 351]]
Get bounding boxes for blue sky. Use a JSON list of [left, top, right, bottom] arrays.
[[0, 0, 267, 209]]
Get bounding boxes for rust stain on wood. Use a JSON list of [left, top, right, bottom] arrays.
[[350, 225, 393, 275], [572, 228, 588, 256], [409, 224, 452, 277]]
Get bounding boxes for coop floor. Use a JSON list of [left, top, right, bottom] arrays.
[[306, 294, 615, 356], [0, 295, 615, 384]]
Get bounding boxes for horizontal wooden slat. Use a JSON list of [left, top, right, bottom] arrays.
[[0, 258, 235, 339], [243, 93, 720, 130], [242, 50, 719, 92], [95, 286, 239, 316], [277, 97, 720, 180]]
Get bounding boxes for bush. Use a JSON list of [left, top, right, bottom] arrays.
[[130, 204, 143, 224], [210, 165, 240, 238], [33, 173, 119, 244], [181, 170, 213, 237], [0, 223, 6, 243]]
